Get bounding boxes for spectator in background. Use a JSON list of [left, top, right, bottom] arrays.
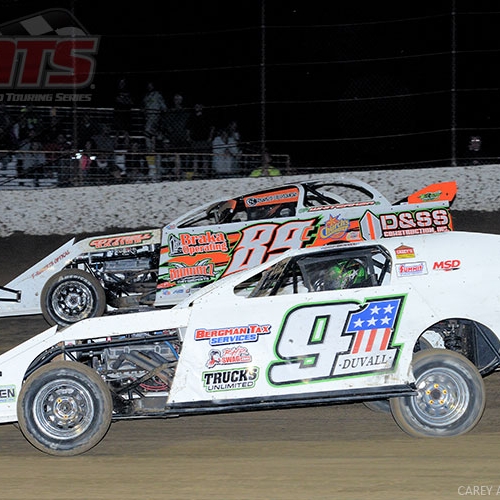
[[114, 77, 134, 135], [92, 123, 116, 153], [0, 103, 12, 131], [163, 93, 189, 173], [41, 108, 64, 145], [11, 111, 31, 149], [77, 139, 97, 186], [17, 130, 46, 186], [143, 81, 167, 152], [92, 123, 117, 172], [77, 113, 96, 149], [0, 124, 15, 167], [157, 137, 181, 181], [227, 119, 241, 145], [227, 119, 242, 172], [0, 123, 15, 151], [125, 141, 149, 182], [249, 151, 281, 177], [91, 123, 119, 184], [43, 133, 72, 186], [21, 105, 41, 136], [212, 128, 240, 178], [186, 103, 214, 179], [164, 93, 189, 149], [45, 132, 70, 157]]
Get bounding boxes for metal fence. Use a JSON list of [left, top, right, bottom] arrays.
[[0, 103, 293, 189], [1, 2, 499, 190]]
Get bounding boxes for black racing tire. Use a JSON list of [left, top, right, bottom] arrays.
[[363, 400, 391, 413], [17, 361, 113, 456], [390, 349, 486, 438], [41, 268, 107, 327]]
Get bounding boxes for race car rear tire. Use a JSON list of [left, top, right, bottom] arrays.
[[17, 361, 113, 456], [363, 338, 436, 415], [390, 349, 485, 438], [41, 269, 107, 327]]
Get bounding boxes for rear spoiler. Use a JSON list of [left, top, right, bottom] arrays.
[[397, 181, 457, 206]]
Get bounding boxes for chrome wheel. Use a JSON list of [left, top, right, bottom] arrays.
[[32, 379, 95, 440], [410, 366, 470, 428], [391, 349, 485, 437], [17, 361, 113, 456]]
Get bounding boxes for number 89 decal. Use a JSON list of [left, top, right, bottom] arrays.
[[268, 296, 405, 386]]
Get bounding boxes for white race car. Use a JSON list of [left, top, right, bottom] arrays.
[[1, 230, 496, 456], [0, 177, 456, 327]]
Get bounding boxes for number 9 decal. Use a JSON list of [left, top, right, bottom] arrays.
[[268, 297, 404, 386]]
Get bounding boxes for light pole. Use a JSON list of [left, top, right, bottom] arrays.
[[451, 0, 457, 167], [260, 0, 266, 156]]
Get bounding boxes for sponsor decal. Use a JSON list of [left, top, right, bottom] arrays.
[[157, 287, 190, 296], [0, 9, 99, 101], [195, 323, 271, 346], [395, 245, 416, 259], [269, 297, 404, 385], [167, 259, 215, 284], [168, 231, 228, 257], [319, 215, 349, 241], [418, 190, 442, 202], [433, 259, 461, 271], [379, 209, 451, 237], [308, 201, 375, 212], [31, 249, 70, 279], [159, 219, 317, 290], [395, 261, 428, 276], [0, 385, 15, 402], [244, 188, 299, 207], [203, 367, 259, 392], [89, 232, 154, 249], [206, 346, 252, 368], [345, 230, 361, 241]]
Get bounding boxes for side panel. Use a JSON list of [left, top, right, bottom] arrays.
[[168, 283, 432, 404], [156, 202, 454, 305]]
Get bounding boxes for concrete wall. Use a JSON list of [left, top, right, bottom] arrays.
[[0, 165, 497, 237]]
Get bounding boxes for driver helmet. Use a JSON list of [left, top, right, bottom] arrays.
[[324, 259, 367, 290]]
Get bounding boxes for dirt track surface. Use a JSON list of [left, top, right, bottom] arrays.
[[1, 211, 500, 500]]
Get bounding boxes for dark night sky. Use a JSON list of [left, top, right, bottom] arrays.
[[2, 0, 500, 167]]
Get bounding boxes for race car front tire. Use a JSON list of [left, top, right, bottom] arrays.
[[17, 361, 113, 456], [390, 349, 486, 438], [41, 268, 107, 327], [363, 400, 391, 413]]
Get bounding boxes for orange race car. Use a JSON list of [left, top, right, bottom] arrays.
[[0, 176, 456, 327]]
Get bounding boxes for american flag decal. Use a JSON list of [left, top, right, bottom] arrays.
[[347, 298, 400, 353], [333, 297, 403, 376]]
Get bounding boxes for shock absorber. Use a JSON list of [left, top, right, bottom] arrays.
[[443, 319, 474, 360]]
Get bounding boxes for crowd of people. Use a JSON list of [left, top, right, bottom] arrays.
[[0, 80, 284, 187]]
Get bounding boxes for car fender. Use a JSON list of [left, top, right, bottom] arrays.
[[0, 239, 77, 316]]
